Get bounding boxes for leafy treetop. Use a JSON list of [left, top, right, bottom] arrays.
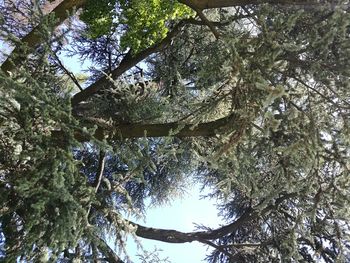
[[80, 0, 194, 52]]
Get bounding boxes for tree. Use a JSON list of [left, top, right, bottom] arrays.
[[1, 0, 349, 262]]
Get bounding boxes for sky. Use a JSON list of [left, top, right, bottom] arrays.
[[0, 38, 223, 263], [125, 186, 222, 263], [62, 48, 223, 262], [60, 51, 223, 262]]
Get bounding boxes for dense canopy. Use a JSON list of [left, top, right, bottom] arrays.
[[0, 0, 349, 262]]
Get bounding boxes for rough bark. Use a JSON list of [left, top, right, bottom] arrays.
[[112, 193, 298, 244], [112, 113, 238, 138], [1, 0, 86, 73]]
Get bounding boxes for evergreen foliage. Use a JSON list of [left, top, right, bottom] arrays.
[[0, 64, 94, 261], [0, 0, 349, 262]]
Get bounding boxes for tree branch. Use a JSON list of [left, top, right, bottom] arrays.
[[106, 192, 298, 244], [1, 0, 86, 73], [52, 51, 84, 91], [92, 150, 106, 192], [198, 239, 236, 260], [86, 150, 106, 219], [194, 9, 221, 39], [53, 113, 239, 143], [71, 21, 186, 106], [90, 233, 125, 263], [132, 207, 255, 243], [178, 0, 320, 10]]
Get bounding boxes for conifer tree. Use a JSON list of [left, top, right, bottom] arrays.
[[0, 0, 349, 262]]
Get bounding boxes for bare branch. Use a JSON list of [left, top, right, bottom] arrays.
[[198, 239, 237, 260], [86, 150, 106, 218], [52, 51, 83, 91], [92, 150, 106, 192]]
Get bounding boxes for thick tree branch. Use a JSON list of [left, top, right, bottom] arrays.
[[88, 192, 296, 259], [183, 18, 230, 27], [131, 208, 255, 243], [123, 193, 298, 243], [60, 113, 239, 142], [71, 21, 186, 106], [178, 0, 319, 10], [1, 0, 86, 73]]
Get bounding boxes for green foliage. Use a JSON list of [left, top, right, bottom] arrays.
[[97, 80, 171, 123], [149, 4, 350, 262], [80, 0, 117, 38], [1, 1, 350, 262], [119, 0, 193, 52], [0, 68, 94, 261], [80, 0, 193, 52]]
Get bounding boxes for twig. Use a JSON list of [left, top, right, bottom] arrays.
[[198, 239, 236, 261], [92, 150, 106, 192], [52, 51, 83, 91], [86, 150, 106, 219]]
